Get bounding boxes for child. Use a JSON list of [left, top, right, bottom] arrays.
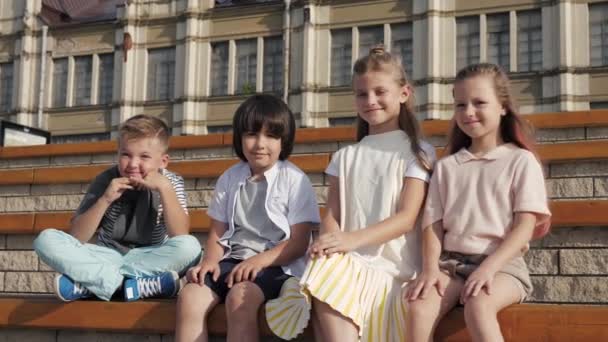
[[266, 46, 436, 341], [34, 114, 201, 302], [404, 63, 551, 342], [174, 94, 320, 342]]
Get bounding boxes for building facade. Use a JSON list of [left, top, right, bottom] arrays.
[[0, 0, 607, 141]]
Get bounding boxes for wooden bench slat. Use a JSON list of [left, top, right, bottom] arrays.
[[524, 110, 608, 130], [33, 212, 73, 232], [11, 154, 328, 186], [3, 199, 606, 235], [537, 140, 608, 162], [0, 213, 35, 233], [0, 297, 175, 333], [435, 305, 608, 341], [33, 165, 109, 185], [1, 110, 606, 160], [550, 201, 608, 226], [1, 140, 606, 187], [0, 141, 118, 159], [168, 134, 225, 150], [0, 169, 34, 185], [0, 298, 606, 340]]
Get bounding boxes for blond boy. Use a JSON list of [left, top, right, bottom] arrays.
[[34, 115, 201, 301]]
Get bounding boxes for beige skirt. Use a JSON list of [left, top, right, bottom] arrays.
[[265, 253, 408, 341]]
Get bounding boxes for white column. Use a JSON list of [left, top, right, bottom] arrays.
[[111, 1, 146, 138], [541, 1, 589, 112], [479, 14, 487, 62], [256, 37, 264, 92], [298, 3, 329, 127], [228, 40, 236, 95], [90, 54, 100, 105], [13, 0, 43, 127], [413, 0, 455, 119], [509, 11, 517, 73]]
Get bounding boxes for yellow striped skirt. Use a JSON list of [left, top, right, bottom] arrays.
[[266, 253, 408, 341]]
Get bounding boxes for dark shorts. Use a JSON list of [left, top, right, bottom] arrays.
[[204, 258, 290, 302]]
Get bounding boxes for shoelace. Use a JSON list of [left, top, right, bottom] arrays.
[[73, 282, 89, 296], [138, 276, 162, 298]]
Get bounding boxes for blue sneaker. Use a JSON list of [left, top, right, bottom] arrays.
[[123, 271, 179, 302], [54, 274, 93, 302]]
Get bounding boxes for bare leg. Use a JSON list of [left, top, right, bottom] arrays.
[[464, 273, 523, 342], [311, 301, 325, 342], [312, 298, 359, 342], [225, 281, 265, 342], [405, 273, 464, 342], [175, 283, 220, 342]]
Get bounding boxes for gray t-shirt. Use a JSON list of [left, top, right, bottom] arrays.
[[229, 178, 286, 260]]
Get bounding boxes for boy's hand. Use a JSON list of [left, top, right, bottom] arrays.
[[405, 268, 448, 301], [308, 230, 358, 258], [226, 254, 269, 288], [187, 260, 220, 285], [101, 177, 133, 204], [129, 169, 170, 192], [460, 264, 497, 304]]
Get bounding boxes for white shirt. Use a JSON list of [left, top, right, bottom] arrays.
[[208, 160, 321, 276], [326, 130, 435, 280]]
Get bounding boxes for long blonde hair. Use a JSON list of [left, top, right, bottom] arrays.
[[353, 45, 431, 171]]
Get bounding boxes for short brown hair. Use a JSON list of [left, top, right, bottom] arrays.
[[118, 114, 170, 152], [232, 94, 295, 161]]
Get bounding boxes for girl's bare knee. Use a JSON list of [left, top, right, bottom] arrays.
[[463, 295, 495, 321]]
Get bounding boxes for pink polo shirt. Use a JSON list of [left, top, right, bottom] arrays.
[[422, 143, 551, 255]]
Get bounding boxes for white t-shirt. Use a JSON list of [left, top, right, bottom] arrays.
[[326, 130, 435, 280]]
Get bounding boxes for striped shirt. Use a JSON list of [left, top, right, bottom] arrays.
[[75, 166, 187, 253]]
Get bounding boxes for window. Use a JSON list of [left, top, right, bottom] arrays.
[[263, 36, 283, 94], [73, 56, 92, 106], [456, 17, 480, 71], [147, 48, 175, 101], [487, 13, 510, 70], [518, 10, 542, 72], [236, 39, 257, 94], [211, 42, 229, 96], [207, 125, 232, 133], [359, 25, 384, 57], [51, 132, 111, 144], [591, 101, 608, 109], [52, 58, 68, 107], [392, 23, 413, 74], [98, 54, 114, 104], [328, 117, 356, 127], [331, 29, 352, 86], [0, 62, 13, 112], [590, 3, 608, 66]]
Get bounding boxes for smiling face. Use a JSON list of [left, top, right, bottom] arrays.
[[241, 126, 282, 177], [453, 75, 506, 145], [117, 136, 169, 179], [353, 70, 410, 135]]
